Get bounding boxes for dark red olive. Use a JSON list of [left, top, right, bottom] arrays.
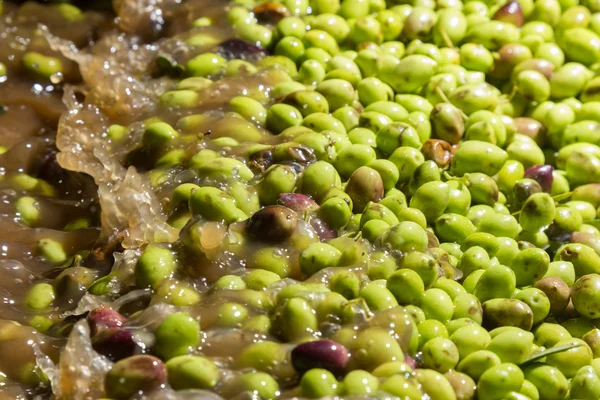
[[493, 1, 524, 26], [524, 164, 554, 193], [309, 216, 337, 242], [246, 205, 298, 242], [92, 328, 139, 362], [87, 306, 127, 336], [291, 340, 349, 375], [279, 193, 319, 212], [218, 39, 268, 61]]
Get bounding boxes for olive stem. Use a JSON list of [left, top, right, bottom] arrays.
[[442, 171, 454, 182], [551, 191, 574, 203], [519, 342, 583, 367], [507, 84, 518, 101], [345, 231, 363, 241], [303, 212, 311, 223], [435, 87, 468, 120], [439, 28, 455, 49]]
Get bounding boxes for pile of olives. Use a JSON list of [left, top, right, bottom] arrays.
[[5, 0, 600, 398]]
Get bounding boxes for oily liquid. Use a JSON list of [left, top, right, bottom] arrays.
[[0, 1, 303, 398], [0, 3, 113, 398], [0, 1, 416, 398]]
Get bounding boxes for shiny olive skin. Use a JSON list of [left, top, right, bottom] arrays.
[[11, 0, 600, 399]]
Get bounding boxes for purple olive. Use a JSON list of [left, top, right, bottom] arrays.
[[105, 355, 167, 400], [217, 39, 268, 61], [92, 327, 140, 362], [309, 216, 337, 242], [524, 165, 554, 193], [87, 306, 127, 336], [246, 205, 298, 242], [291, 339, 349, 375], [492, 1, 524, 26], [279, 193, 319, 212]]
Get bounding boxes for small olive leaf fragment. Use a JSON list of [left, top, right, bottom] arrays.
[[519, 342, 583, 367], [552, 191, 574, 203]]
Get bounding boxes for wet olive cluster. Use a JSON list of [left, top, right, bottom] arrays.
[[5, 0, 600, 398]]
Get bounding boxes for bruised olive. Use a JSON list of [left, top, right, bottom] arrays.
[[345, 166, 385, 213], [87, 306, 127, 337], [105, 355, 168, 400], [246, 205, 298, 242], [421, 139, 455, 169], [492, 1, 524, 27], [279, 193, 319, 212]]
